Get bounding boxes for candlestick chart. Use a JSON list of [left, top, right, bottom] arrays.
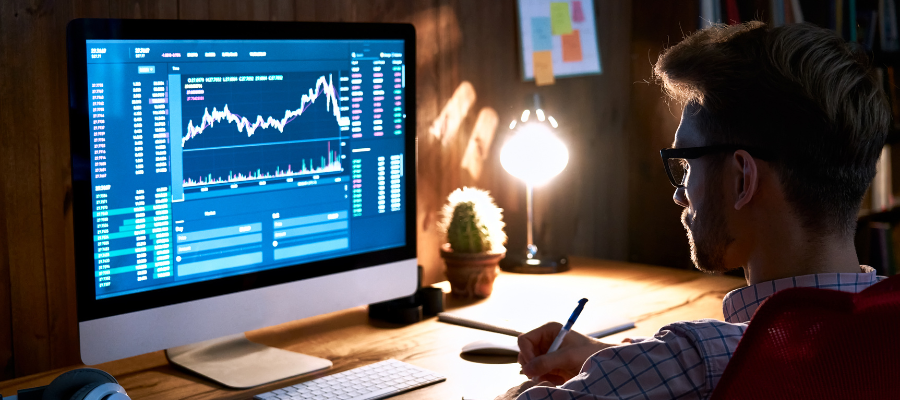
[[180, 71, 348, 187]]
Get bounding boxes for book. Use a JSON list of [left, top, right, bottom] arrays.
[[881, 0, 900, 52], [772, 0, 787, 26], [725, 0, 742, 24], [791, 0, 805, 23], [858, 10, 878, 50], [890, 224, 900, 275], [868, 10, 878, 49], [438, 300, 635, 339], [873, 145, 894, 212], [870, 222, 893, 276], [887, 66, 900, 129], [785, 0, 795, 23], [837, 0, 844, 36], [700, 0, 719, 28]]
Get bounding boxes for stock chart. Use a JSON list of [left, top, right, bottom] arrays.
[[180, 72, 349, 187], [84, 39, 407, 299]]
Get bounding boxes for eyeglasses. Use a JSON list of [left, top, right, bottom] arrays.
[[660, 145, 774, 188]]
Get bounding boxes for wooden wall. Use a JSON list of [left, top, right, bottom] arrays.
[[627, 0, 698, 270], [0, 0, 644, 378]]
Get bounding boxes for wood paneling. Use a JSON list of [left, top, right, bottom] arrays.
[[108, 0, 178, 19], [3, 0, 63, 378], [0, 0, 641, 378], [178, 1, 208, 20], [627, 0, 699, 270], [0, 1, 13, 379], [34, 0, 81, 375], [0, 0, 14, 383], [208, 0, 270, 21], [269, 0, 294, 21]]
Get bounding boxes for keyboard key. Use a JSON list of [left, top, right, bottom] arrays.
[[253, 360, 445, 400]]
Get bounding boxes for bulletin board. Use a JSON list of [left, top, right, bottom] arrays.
[[517, 0, 602, 85]]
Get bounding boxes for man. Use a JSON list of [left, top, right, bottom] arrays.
[[501, 21, 890, 400]]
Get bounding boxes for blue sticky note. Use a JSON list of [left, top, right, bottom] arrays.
[[531, 17, 553, 51]]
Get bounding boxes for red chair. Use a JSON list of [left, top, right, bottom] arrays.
[[710, 275, 900, 400]]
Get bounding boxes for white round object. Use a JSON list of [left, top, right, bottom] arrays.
[[500, 122, 569, 186], [81, 382, 128, 400]]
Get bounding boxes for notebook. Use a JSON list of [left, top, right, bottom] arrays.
[[437, 297, 635, 338]]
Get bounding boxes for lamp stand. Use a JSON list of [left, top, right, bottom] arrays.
[[500, 184, 569, 274]]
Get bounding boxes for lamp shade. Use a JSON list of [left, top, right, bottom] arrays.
[[500, 121, 569, 186]]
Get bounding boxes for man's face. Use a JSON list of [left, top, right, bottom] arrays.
[[672, 105, 734, 273]]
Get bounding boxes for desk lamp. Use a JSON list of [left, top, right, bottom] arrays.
[[499, 95, 570, 273]]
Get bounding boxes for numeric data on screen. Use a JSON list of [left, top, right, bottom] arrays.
[[86, 40, 407, 299]]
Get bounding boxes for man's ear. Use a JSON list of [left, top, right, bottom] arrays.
[[732, 150, 758, 210]]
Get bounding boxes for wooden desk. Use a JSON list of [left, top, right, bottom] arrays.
[[0, 258, 745, 399]]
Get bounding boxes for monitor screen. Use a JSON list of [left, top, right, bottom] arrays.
[[69, 19, 417, 365], [87, 39, 407, 300], [73, 25, 414, 311]]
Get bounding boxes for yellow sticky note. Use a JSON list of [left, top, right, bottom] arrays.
[[561, 30, 583, 62], [533, 51, 555, 86], [550, 2, 573, 35]]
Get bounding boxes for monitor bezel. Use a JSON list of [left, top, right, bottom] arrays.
[[67, 18, 417, 322]]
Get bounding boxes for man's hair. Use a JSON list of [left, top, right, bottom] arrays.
[[655, 21, 890, 237]]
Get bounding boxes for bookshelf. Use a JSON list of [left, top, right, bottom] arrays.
[[702, 0, 900, 275]]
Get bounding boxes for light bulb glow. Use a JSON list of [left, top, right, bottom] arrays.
[[548, 116, 558, 128], [521, 109, 530, 122], [509, 119, 517, 130], [536, 109, 545, 121], [500, 122, 569, 186]]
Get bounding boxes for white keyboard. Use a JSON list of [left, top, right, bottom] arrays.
[[253, 359, 446, 400]]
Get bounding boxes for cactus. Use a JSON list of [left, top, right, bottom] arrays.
[[447, 202, 487, 253], [440, 187, 506, 254]]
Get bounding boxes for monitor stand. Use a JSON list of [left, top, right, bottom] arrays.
[[165, 333, 332, 389]]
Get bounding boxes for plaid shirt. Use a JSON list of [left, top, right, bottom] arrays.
[[517, 266, 884, 400]]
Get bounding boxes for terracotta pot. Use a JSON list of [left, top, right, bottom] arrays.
[[440, 243, 505, 298]]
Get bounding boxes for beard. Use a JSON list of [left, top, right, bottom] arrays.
[[681, 191, 735, 273]]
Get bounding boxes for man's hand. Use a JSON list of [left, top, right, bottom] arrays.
[[517, 322, 614, 385], [492, 380, 553, 400]]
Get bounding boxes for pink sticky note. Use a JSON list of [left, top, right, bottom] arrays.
[[572, 1, 585, 23]]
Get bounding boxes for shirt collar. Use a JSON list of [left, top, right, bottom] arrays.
[[722, 266, 882, 323]]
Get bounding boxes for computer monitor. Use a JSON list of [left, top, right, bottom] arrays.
[[66, 19, 417, 387]]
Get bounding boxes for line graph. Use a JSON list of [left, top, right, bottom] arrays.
[[182, 75, 350, 147], [178, 71, 349, 188]]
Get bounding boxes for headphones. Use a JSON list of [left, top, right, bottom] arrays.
[[4, 368, 130, 400]]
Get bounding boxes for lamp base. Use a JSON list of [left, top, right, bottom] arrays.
[[499, 251, 569, 274]]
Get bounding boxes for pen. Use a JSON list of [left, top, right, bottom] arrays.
[[546, 298, 588, 353]]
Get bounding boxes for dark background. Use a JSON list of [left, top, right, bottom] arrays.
[[0, 0, 706, 378]]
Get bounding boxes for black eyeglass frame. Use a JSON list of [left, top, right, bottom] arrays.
[[660, 145, 775, 188]]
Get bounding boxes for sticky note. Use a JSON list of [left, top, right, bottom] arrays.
[[572, 1, 585, 23], [531, 17, 553, 51], [561, 30, 583, 62], [550, 2, 573, 35], [533, 51, 555, 86]]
